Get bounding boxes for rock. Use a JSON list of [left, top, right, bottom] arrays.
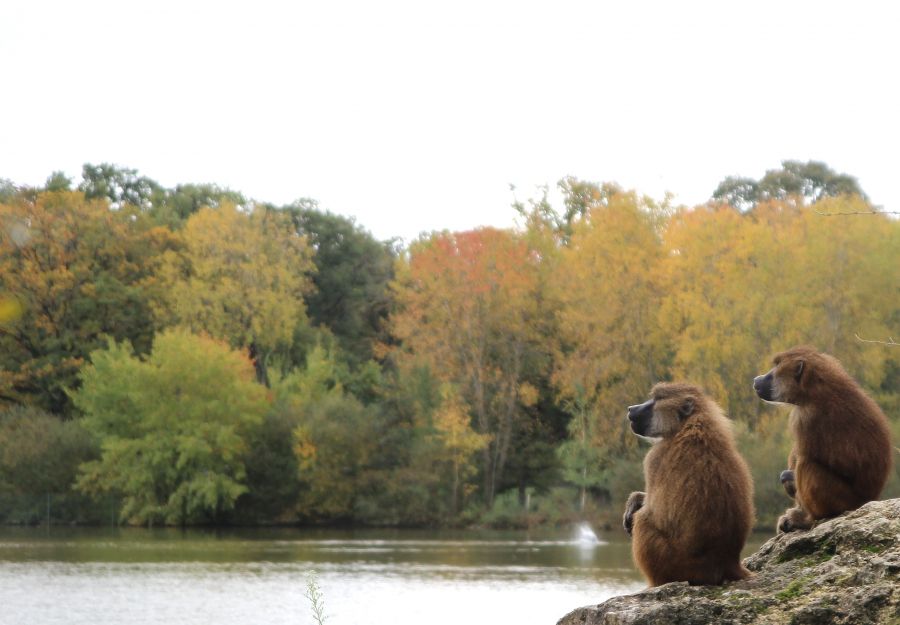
[[557, 499, 900, 625]]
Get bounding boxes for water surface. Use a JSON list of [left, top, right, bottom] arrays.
[[0, 526, 765, 625]]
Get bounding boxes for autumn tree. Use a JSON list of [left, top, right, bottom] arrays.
[[431, 385, 490, 515], [551, 186, 669, 500], [658, 203, 788, 424], [787, 195, 899, 391], [73, 330, 269, 525], [659, 195, 898, 425], [659, 194, 898, 520], [155, 203, 315, 384], [389, 228, 547, 506], [0, 190, 170, 413]]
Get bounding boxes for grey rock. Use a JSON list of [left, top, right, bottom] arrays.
[[558, 498, 900, 625]]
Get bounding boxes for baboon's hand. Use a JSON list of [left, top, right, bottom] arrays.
[[623, 491, 645, 536], [777, 506, 813, 534], [776, 513, 792, 534], [780, 469, 796, 498]]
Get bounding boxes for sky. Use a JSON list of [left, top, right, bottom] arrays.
[[1, 0, 898, 242]]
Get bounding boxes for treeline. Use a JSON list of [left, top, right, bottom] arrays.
[[0, 162, 897, 528]]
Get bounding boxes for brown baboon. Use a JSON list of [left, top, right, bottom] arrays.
[[753, 346, 893, 533], [623, 382, 755, 586]]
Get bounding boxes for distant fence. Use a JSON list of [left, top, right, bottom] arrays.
[[0, 493, 120, 526]]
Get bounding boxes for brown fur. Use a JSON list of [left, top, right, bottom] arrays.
[[624, 382, 755, 586], [757, 346, 893, 532]]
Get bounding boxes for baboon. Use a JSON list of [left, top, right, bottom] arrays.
[[623, 382, 755, 586], [753, 346, 892, 533]]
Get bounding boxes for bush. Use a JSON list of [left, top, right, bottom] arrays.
[[0, 406, 99, 524]]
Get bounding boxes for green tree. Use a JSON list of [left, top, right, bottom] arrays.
[[0, 180, 16, 204], [274, 345, 379, 521], [73, 330, 269, 525], [79, 163, 162, 210], [160, 183, 246, 221], [77, 162, 246, 226], [358, 362, 446, 525], [285, 201, 396, 367], [45, 171, 72, 192], [713, 160, 866, 209], [556, 394, 605, 512]]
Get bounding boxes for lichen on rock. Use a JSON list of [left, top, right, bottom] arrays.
[[557, 498, 900, 625]]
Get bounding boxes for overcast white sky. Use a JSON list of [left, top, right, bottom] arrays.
[[1, 0, 898, 242]]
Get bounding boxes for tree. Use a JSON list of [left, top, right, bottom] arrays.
[[431, 385, 490, 515], [556, 394, 605, 512], [285, 202, 396, 366], [0, 191, 167, 413], [160, 183, 246, 221], [73, 330, 269, 525], [552, 188, 668, 474], [790, 195, 899, 386], [0, 180, 16, 204], [77, 162, 247, 225], [155, 203, 315, 384], [45, 171, 72, 192], [269, 344, 380, 521], [712, 160, 866, 210], [79, 163, 162, 210], [659, 196, 898, 426], [389, 228, 546, 506]]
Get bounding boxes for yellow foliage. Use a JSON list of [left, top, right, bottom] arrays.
[[433, 385, 491, 459], [156, 202, 315, 359], [0, 296, 22, 324], [552, 190, 666, 452], [293, 426, 318, 472], [518, 382, 539, 408]]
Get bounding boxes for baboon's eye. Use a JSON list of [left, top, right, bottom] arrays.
[[678, 398, 694, 418], [795, 360, 805, 382]]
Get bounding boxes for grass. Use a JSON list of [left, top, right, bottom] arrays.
[[305, 570, 328, 625]]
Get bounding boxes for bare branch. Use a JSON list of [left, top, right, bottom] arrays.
[[814, 208, 900, 216], [854, 333, 900, 347]]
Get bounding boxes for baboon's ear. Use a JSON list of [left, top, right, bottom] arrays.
[[678, 398, 695, 419], [795, 360, 805, 382]]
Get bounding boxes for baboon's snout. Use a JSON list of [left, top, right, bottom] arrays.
[[627, 399, 654, 435], [753, 371, 774, 401]]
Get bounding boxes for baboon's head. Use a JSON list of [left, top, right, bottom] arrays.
[[627, 382, 700, 440], [753, 345, 838, 405]]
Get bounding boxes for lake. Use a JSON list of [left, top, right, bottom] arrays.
[[0, 526, 767, 625]]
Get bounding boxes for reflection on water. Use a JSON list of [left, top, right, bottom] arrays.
[[0, 527, 766, 625]]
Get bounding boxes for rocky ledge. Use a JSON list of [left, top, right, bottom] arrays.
[[558, 498, 900, 625]]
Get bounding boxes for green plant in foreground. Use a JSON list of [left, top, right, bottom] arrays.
[[305, 570, 328, 625]]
